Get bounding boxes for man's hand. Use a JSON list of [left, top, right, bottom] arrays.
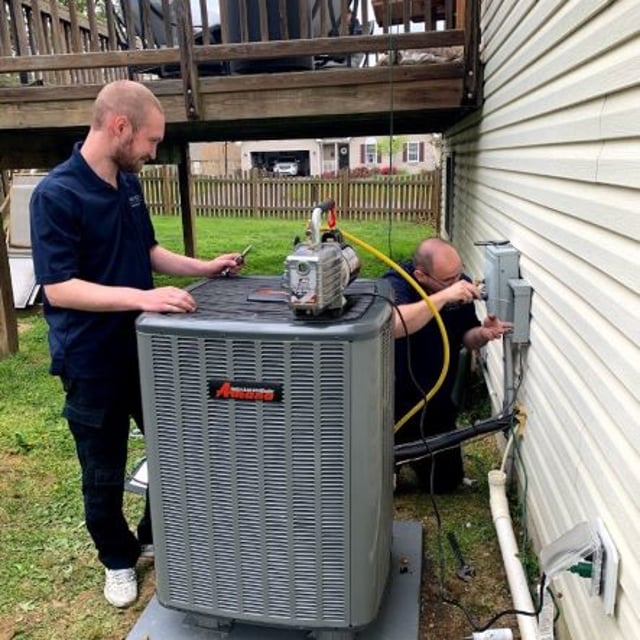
[[480, 314, 514, 340], [462, 314, 513, 350], [443, 279, 481, 305], [139, 286, 197, 313], [202, 252, 246, 278], [149, 246, 246, 279]]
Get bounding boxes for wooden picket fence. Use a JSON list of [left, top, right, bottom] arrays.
[[139, 167, 441, 226]]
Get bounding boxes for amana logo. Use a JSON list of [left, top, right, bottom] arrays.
[[208, 379, 283, 402]]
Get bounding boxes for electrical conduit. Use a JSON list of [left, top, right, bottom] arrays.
[[488, 469, 539, 640]]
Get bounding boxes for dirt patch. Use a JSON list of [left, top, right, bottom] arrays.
[[0, 620, 16, 640], [396, 494, 520, 639]]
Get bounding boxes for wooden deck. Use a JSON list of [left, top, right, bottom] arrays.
[[0, 0, 481, 170]]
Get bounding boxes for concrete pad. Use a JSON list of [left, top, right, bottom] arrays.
[[127, 520, 422, 640]]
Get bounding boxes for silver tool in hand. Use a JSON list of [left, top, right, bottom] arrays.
[[222, 244, 252, 277]]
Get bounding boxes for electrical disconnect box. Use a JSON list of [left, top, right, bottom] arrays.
[[483, 243, 532, 343]]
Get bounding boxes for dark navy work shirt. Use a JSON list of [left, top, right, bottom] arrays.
[[30, 143, 157, 379], [383, 261, 480, 432]]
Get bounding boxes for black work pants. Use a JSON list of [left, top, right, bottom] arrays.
[[61, 375, 151, 570]]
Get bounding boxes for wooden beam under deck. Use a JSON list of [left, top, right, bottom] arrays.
[[0, 63, 467, 169], [0, 7, 480, 169]]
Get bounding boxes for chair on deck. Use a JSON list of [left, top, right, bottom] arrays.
[[117, 0, 373, 77], [117, 0, 227, 78], [312, 0, 374, 69]]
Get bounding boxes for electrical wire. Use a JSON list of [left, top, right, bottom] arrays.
[[394, 414, 515, 463], [442, 573, 547, 633], [323, 40, 536, 619], [385, 1, 396, 260]]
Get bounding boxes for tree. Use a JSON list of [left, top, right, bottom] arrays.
[[376, 135, 407, 165]]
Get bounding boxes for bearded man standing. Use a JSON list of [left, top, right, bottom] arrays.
[[30, 80, 243, 608]]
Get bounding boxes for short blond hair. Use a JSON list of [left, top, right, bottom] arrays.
[[92, 80, 163, 131]]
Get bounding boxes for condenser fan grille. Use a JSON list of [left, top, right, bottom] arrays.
[[149, 335, 349, 622], [137, 276, 393, 631]]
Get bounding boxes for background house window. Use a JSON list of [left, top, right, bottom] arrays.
[[360, 137, 381, 165], [365, 143, 377, 164], [403, 141, 425, 164]]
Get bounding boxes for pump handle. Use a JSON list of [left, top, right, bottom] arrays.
[[315, 198, 335, 213]]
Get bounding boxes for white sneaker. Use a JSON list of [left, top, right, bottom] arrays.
[[104, 567, 137, 608], [139, 544, 155, 559]]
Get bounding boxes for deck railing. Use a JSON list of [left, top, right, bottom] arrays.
[[0, 0, 127, 85], [0, 0, 471, 88], [140, 167, 441, 225]]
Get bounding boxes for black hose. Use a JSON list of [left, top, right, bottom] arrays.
[[394, 413, 514, 464]]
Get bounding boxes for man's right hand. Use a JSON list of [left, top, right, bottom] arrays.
[[443, 279, 481, 306]]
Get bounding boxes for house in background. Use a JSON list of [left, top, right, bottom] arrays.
[[239, 134, 440, 175], [442, 2, 639, 639]]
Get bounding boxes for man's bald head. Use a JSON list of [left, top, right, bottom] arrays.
[[92, 80, 164, 132], [414, 238, 460, 273]]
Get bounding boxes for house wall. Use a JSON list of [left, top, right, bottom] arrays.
[[349, 134, 440, 173], [189, 142, 242, 175], [444, 1, 640, 639]]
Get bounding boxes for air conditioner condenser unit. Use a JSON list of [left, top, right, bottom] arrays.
[[136, 276, 395, 636]]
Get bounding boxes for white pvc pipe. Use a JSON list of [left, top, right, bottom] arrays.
[[488, 469, 539, 640]]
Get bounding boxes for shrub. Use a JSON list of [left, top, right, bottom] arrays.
[[349, 166, 373, 178]]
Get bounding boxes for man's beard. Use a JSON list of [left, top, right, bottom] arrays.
[[113, 144, 148, 174]]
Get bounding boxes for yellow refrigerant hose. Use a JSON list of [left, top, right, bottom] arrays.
[[340, 229, 451, 433]]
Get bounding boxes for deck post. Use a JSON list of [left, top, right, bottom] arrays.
[[178, 146, 197, 258], [0, 218, 18, 359], [175, 1, 202, 120]]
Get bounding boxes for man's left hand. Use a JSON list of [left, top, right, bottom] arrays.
[[481, 314, 514, 341]]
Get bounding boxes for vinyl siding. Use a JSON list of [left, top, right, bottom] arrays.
[[445, 1, 640, 638]]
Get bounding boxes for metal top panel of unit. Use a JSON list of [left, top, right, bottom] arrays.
[[136, 276, 392, 340]]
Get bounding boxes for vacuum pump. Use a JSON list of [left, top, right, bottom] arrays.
[[283, 198, 360, 316]]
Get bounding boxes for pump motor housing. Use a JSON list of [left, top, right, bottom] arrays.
[[284, 240, 360, 316]]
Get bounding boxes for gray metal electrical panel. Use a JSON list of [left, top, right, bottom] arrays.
[[484, 244, 532, 344], [484, 244, 520, 321], [508, 278, 533, 343]]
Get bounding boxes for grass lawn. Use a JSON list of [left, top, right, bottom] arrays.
[[0, 215, 526, 639], [152, 214, 430, 284]]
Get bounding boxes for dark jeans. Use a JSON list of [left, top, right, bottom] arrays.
[[61, 374, 151, 570], [395, 409, 464, 494]]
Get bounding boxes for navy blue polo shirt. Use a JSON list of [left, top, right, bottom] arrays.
[[30, 143, 157, 379], [383, 261, 480, 428]]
